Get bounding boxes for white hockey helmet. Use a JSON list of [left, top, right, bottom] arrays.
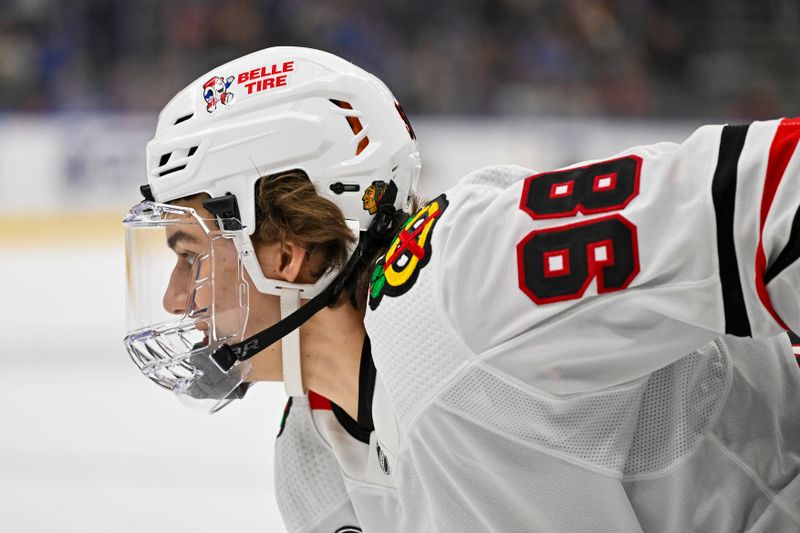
[[146, 45, 420, 238], [126, 47, 420, 408]]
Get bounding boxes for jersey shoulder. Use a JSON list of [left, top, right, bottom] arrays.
[[368, 164, 533, 311], [456, 163, 534, 189], [364, 165, 535, 426]]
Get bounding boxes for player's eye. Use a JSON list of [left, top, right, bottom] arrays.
[[181, 253, 197, 266]]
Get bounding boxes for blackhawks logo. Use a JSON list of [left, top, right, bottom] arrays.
[[369, 194, 449, 310], [362, 180, 388, 215]]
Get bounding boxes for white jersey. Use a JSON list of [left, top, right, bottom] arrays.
[[275, 118, 800, 532]]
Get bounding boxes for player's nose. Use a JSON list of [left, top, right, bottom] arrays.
[[162, 268, 190, 315]]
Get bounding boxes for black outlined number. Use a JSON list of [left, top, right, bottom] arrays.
[[517, 156, 642, 304]]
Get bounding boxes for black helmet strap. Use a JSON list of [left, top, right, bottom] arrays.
[[210, 180, 399, 372]]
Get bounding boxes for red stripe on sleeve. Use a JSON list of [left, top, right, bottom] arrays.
[[755, 118, 800, 330], [307, 390, 333, 411]]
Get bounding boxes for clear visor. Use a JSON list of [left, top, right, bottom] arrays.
[[123, 201, 251, 413]]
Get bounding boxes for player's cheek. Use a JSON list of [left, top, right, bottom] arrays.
[[212, 247, 242, 306]]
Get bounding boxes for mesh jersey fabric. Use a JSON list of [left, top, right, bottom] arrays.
[[274, 119, 800, 532], [275, 335, 800, 531], [274, 395, 360, 533], [394, 336, 800, 532]]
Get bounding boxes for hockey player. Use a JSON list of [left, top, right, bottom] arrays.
[[124, 47, 800, 532]]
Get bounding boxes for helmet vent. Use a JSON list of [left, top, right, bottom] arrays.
[[330, 99, 369, 156], [158, 165, 187, 177], [156, 146, 198, 176], [174, 113, 194, 125]]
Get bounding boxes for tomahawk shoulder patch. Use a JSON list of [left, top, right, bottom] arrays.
[[369, 194, 449, 310]]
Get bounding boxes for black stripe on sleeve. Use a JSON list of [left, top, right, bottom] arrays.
[[764, 205, 800, 285], [788, 330, 800, 345], [711, 124, 752, 336]]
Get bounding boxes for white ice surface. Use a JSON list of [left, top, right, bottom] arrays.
[[0, 245, 288, 532]]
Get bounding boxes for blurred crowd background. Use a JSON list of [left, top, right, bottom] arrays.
[[2, 2, 799, 532], [3, 0, 799, 119]]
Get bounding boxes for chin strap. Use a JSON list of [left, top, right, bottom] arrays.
[[210, 181, 400, 396]]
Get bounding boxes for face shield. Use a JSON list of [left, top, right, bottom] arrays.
[[124, 201, 251, 413]]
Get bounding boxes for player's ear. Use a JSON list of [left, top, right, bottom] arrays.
[[254, 239, 308, 283], [278, 240, 308, 283]]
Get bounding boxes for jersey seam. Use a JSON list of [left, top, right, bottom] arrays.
[[622, 338, 733, 481], [300, 401, 397, 495], [399, 193, 486, 437], [472, 275, 723, 375], [340, 474, 398, 492], [620, 434, 716, 482], [705, 432, 800, 527], [396, 178, 522, 451], [474, 357, 650, 401], [457, 165, 531, 190], [431, 396, 625, 479], [299, 397, 339, 455], [419, 337, 734, 481], [296, 494, 357, 533], [281, 399, 357, 533], [401, 363, 472, 453]]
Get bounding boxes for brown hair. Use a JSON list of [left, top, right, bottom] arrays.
[[253, 169, 417, 309]]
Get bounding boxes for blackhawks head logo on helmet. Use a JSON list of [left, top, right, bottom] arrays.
[[362, 180, 388, 215]]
